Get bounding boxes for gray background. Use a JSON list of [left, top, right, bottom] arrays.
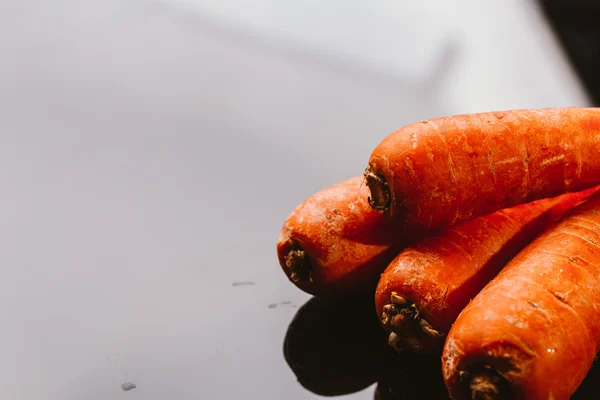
[[0, 0, 590, 399]]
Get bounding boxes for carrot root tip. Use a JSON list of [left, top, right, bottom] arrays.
[[419, 319, 441, 337], [381, 292, 446, 352], [364, 165, 391, 212], [391, 291, 408, 305], [469, 374, 501, 400], [284, 243, 312, 284], [388, 332, 403, 353], [461, 367, 509, 400]]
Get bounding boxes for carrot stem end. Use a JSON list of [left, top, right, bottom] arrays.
[[380, 292, 443, 352], [364, 165, 391, 212], [284, 243, 312, 283], [462, 367, 510, 400]]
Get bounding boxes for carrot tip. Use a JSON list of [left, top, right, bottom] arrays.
[[364, 164, 391, 213], [391, 291, 408, 305], [388, 332, 403, 353], [284, 243, 312, 284], [461, 367, 509, 400], [419, 319, 441, 337], [469, 375, 501, 400], [381, 293, 445, 352]]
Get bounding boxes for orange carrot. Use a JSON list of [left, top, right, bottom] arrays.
[[365, 107, 600, 231], [442, 194, 600, 400], [277, 176, 418, 297], [375, 186, 599, 354]]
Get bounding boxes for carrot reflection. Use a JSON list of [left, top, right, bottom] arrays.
[[283, 296, 600, 399]]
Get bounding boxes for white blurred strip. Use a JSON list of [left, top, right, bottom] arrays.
[[164, 0, 590, 112]]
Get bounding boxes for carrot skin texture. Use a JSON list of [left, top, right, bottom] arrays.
[[442, 194, 600, 400], [367, 107, 600, 230], [375, 186, 599, 353], [277, 177, 416, 297]]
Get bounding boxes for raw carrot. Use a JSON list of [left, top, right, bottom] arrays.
[[375, 186, 599, 354], [365, 107, 600, 230], [442, 194, 600, 400], [277, 176, 418, 297]]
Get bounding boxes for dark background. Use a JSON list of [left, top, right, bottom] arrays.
[[540, 0, 600, 105]]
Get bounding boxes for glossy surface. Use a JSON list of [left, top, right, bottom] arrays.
[[0, 1, 592, 399]]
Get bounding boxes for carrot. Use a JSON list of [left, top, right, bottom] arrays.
[[277, 176, 418, 297], [375, 186, 599, 354], [365, 107, 600, 230], [442, 193, 600, 400]]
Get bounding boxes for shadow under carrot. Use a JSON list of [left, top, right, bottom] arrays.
[[284, 296, 600, 399]]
